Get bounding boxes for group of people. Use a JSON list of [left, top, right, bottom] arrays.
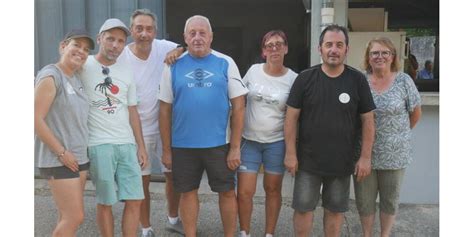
[[35, 8, 422, 237]]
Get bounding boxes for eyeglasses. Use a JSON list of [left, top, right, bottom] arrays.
[[264, 41, 285, 50], [369, 51, 393, 58]]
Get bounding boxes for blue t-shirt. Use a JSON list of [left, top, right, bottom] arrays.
[[159, 51, 248, 148]]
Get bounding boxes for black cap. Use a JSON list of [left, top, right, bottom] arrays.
[[63, 29, 95, 50]]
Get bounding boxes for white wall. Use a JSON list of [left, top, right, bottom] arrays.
[[401, 104, 439, 204]]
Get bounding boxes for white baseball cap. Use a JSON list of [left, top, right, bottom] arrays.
[[99, 18, 130, 36]]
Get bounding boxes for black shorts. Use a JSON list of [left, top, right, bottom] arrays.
[[172, 144, 235, 193], [39, 162, 90, 180]]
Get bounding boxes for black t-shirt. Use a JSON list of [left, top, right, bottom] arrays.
[[286, 64, 375, 176]]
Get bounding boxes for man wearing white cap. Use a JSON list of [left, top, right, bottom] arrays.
[[79, 18, 148, 237]]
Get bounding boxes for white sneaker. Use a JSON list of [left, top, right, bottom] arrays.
[[141, 229, 155, 237], [165, 218, 185, 235], [240, 230, 251, 237]]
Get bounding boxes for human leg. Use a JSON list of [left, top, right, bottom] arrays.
[[354, 170, 379, 237], [97, 204, 114, 237], [237, 139, 262, 235], [172, 147, 206, 236], [164, 172, 181, 218], [219, 190, 238, 237], [179, 189, 199, 237], [291, 170, 322, 237], [321, 175, 351, 237], [263, 173, 283, 235], [88, 145, 121, 236], [47, 168, 88, 237], [261, 140, 285, 235], [204, 144, 238, 237], [378, 169, 405, 237], [140, 175, 151, 229], [123, 200, 143, 237], [140, 141, 156, 231], [237, 172, 258, 235], [115, 144, 145, 236]]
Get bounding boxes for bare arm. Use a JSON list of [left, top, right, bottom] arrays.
[[409, 106, 422, 129], [284, 106, 301, 176], [164, 46, 186, 65], [354, 111, 375, 182], [129, 105, 148, 168], [226, 95, 246, 170], [34, 76, 79, 171], [159, 101, 173, 170]]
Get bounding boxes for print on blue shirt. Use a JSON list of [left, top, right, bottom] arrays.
[[170, 53, 231, 148]]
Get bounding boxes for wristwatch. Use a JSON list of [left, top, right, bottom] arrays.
[[176, 44, 187, 51]]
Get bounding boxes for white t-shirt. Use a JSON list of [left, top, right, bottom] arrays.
[[79, 56, 137, 146], [118, 39, 177, 142], [243, 63, 297, 143]]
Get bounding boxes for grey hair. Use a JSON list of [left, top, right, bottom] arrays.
[[130, 8, 158, 30], [184, 15, 212, 33]]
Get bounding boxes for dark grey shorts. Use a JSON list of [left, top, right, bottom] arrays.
[[292, 170, 350, 213], [172, 144, 235, 193], [39, 162, 90, 180]]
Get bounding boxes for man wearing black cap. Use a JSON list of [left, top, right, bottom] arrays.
[[79, 18, 148, 237]]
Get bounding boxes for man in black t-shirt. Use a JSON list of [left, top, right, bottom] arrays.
[[284, 25, 375, 237]]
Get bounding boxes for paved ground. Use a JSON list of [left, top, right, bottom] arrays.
[[34, 173, 438, 236]]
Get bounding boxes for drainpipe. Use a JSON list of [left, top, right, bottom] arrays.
[[310, 0, 347, 66]]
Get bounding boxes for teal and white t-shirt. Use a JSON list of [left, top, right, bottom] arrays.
[[79, 56, 137, 146]]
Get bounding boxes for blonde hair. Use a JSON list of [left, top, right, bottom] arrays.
[[363, 37, 401, 73]]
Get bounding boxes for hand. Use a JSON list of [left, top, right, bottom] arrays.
[[137, 147, 148, 169], [226, 147, 241, 170], [164, 47, 185, 65], [59, 150, 79, 172], [354, 157, 371, 182], [284, 153, 298, 176], [161, 149, 172, 170]]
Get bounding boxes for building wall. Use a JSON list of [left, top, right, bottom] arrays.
[[34, 0, 166, 74], [401, 104, 439, 204]]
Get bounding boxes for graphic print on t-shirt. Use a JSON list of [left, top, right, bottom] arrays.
[[185, 68, 214, 88], [92, 66, 122, 114]]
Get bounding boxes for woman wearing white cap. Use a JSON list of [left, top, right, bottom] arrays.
[[34, 29, 94, 236]]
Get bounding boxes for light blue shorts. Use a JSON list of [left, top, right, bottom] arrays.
[[238, 138, 285, 175], [88, 144, 144, 205]]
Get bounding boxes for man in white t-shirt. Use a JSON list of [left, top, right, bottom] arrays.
[[80, 18, 148, 237], [117, 9, 186, 237]]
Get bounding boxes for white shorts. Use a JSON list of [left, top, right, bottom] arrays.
[[142, 136, 171, 175]]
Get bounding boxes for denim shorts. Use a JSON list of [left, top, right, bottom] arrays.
[[292, 170, 350, 213], [353, 169, 406, 215], [39, 162, 90, 180], [172, 144, 235, 193], [88, 144, 144, 205], [238, 138, 285, 175]]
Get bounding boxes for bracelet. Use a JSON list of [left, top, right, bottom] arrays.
[[57, 147, 66, 159]]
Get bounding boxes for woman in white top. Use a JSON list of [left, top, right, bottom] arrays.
[[237, 30, 297, 237], [34, 29, 94, 236]]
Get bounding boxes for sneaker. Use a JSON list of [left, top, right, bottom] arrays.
[[165, 218, 185, 235], [141, 229, 155, 237]]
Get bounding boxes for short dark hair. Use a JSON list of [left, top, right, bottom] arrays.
[[424, 60, 432, 68], [319, 24, 349, 46]]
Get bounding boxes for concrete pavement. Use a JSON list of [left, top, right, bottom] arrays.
[[34, 173, 438, 236]]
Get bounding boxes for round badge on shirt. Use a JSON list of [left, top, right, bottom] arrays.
[[339, 93, 350, 104]]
